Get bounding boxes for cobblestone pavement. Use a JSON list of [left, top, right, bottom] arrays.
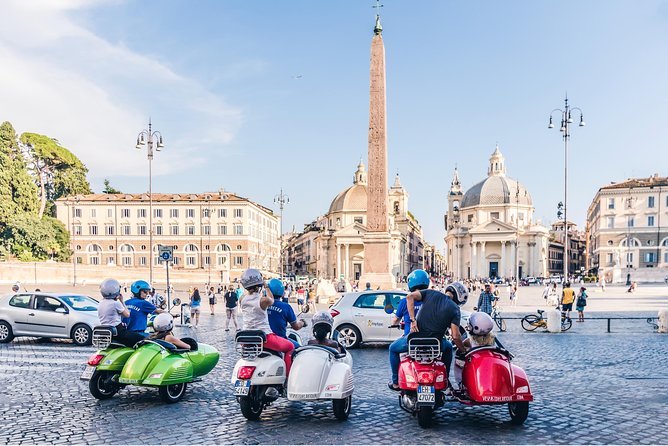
[[1, 311, 667, 445]]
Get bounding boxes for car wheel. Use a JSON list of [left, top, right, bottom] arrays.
[[0, 321, 14, 343], [72, 324, 92, 346], [336, 325, 361, 349]]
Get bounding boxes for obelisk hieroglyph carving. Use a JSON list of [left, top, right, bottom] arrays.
[[360, 14, 396, 290]]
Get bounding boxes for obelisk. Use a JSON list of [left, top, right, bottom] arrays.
[[359, 14, 396, 290]]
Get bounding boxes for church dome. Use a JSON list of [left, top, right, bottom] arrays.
[[328, 160, 368, 214], [460, 145, 533, 209]]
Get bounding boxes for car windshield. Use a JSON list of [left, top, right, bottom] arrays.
[[60, 295, 98, 311]]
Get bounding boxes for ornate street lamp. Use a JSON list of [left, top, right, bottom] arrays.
[[136, 119, 165, 284], [274, 189, 290, 278]]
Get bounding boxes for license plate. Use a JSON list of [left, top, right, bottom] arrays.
[[234, 379, 250, 396], [417, 385, 435, 404], [80, 366, 95, 381]]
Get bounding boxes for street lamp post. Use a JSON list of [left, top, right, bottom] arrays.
[[548, 96, 585, 282], [274, 189, 290, 278], [66, 196, 81, 286], [135, 119, 164, 285]]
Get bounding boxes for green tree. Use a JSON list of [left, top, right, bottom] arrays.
[[20, 132, 91, 218], [103, 178, 122, 194], [4, 214, 70, 261]]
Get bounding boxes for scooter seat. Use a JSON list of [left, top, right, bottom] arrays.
[[235, 330, 266, 343], [262, 348, 284, 359], [149, 339, 191, 354]]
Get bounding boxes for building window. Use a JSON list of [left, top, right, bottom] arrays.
[[170, 209, 179, 218], [607, 217, 614, 229], [138, 209, 146, 218], [186, 225, 195, 235], [490, 212, 500, 220], [154, 209, 163, 218], [122, 256, 132, 266], [139, 256, 147, 266], [467, 215, 473, 223], [122, 225, 131, 235], [237, 245, 242, 250], [626, 252, 634, 263], [170, 225, 179, 235], [608, 198, 615, 209], [648, 216, 655, 227], [627, 216, 634, 228], [607, 253, 614, 264], [74, 208, 82, 218], [218, 225, 227, 235], [234, 256, 244, 266], [203, 208, 210, 218], [89, 225, 98, 235], [107, 208, 113, 218], [105, 225, 114, 236], [90, 209, 96, 218], [203, 225, 211, 235], [138, 225, 147, 235], [74, 225, 82, 236], [154, 225, 163, 235], [648, 196, 655, 208], [664, 252, 668, 263], [234, 224, 243, 235], [90, 257, 99, 265], [645, 252, 656, 263], [186, 256, 196, 266], [219, 208, 227, 218], [204, 256, 211, 266], [354, 217, 363, 224], [122, 208, 130, 218], [186, 209, 195, 218], [235, 209, 243, 218], [607, 240, 613, 246]]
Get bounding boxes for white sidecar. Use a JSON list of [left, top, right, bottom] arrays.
[[287, 344, 354, 420]]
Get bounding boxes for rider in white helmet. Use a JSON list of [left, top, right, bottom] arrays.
[[454, 311, 496, 387], [149, 313, 191, 350], [307, 311, 342, 352]]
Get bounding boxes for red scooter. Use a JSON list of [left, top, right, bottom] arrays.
[[394, 330, 533, 428]]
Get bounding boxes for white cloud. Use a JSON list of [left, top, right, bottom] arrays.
[[0, 0, 242, 177]]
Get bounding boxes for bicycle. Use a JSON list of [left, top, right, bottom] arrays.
[[491, 306, 507, 332], [521, 309, 572, 332]]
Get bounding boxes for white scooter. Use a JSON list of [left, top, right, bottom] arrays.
[[231, 332, 354, 421]]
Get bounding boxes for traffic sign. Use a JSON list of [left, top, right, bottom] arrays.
[[158, 245, 173, 262]]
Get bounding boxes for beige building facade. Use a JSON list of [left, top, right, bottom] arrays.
[[55, 191, 279, 283]]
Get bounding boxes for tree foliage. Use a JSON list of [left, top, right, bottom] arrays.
[[20, 132, 91, 218], [4, 214, 70, 261], [103, 178, 122, 194]]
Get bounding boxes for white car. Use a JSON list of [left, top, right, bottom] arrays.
[[329, 290, 469, 349]]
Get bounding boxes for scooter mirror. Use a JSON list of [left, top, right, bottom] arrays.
[[301, 303, 310, 314], [384, 304, 394, 314], [172, 298, 181, 306]]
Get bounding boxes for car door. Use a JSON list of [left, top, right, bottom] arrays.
[[28, 295, 70, 336], [385, 292, 407, 341], [352, 293, 392, 341], [5, 294, 34, 335]]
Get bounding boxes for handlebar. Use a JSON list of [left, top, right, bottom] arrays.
[[388, 324, 401, 329]]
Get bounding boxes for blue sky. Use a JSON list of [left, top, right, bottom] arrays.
[[2, 1, 668, 251]]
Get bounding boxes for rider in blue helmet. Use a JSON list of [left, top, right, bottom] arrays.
[[266, 278, 307, 348], [388, 270, 467, 391], [123, 279, 164, 337]]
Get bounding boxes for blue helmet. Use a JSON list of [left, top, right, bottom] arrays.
[[267, 278, 285, 297], [131, 280, 152, 297], [407, 269, 430, 292]]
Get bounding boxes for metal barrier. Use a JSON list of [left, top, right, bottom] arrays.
[[499, 316, 659, 333]]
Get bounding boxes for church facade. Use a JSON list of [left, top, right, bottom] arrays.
[[283, 161, 424, 282], [444, 146, 549, 280]]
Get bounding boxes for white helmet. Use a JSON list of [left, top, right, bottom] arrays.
[[466, 312, 494, 336], [240, 268, 264, 290], [446, 281, 469, 306], [312, 311, 334, 329], [153, 313, 174, 332], [100, 278, 121, 299]]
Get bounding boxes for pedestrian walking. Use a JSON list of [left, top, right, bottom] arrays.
[[509, 285, 518, 306], [190, 287, 201, 328], [476, 283, 498, 315], [208, 286, 216, 315], [561, 282, 575, 319], [547, 282, 559, 308], [224, 286, 239, 331], [599, 275, 606, 292], [576, 287, 588, 322]]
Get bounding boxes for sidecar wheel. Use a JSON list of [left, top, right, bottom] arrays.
[[508, 401, 529, 425], [89, 371, 119, 400], [239, 395, 263, 420], [332, 395, 351, 421], [417, 406, 433, 428], [159, 382, 187, 403]]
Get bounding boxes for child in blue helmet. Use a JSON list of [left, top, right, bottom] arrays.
[[266, 279, 307, 348], [123, 279, 164, 337]]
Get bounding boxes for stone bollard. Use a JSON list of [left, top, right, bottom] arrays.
[[658, 309, 668, 333], [546, 308, 562, 332]]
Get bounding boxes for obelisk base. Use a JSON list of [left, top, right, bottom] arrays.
[[359, 232, 397, 290]]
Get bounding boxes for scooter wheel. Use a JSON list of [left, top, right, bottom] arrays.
[[508, 401, 529, 425], [332, 395, 351, 421], [417, 406, 433, 428], [239, 395, 264, 420], [158, 382, 187, 404], [89, 371, 119, 400]]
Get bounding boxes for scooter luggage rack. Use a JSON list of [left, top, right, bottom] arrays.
[[92, 327, 115, 349], [235, 335, 264, 360], [408, 337, 441, 364]]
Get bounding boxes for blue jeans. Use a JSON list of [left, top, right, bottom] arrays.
[[389, 336, 453, 385]]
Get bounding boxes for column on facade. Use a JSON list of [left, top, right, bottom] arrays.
[[471, 241, 477, 278], [501, 241, 506, 278], [344, 243, 350, 281], [336, 243, 341, 279], [509, 241, 516, 279], [529, 242, 534, 276], [480, 241, 486, 278]]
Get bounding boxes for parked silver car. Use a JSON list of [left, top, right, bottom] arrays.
[[0, 292, 100, 345]]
